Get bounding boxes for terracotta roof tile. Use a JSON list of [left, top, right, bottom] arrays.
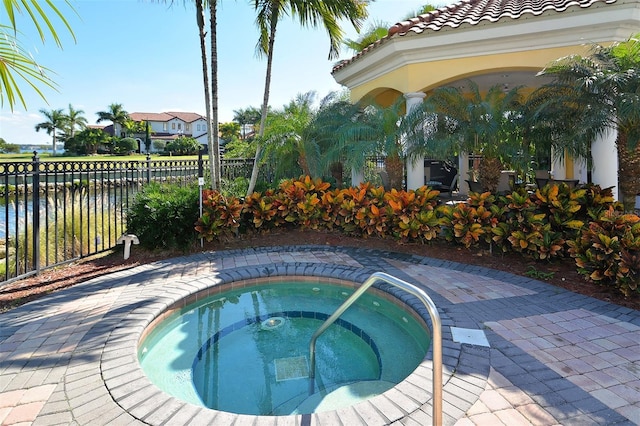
[[332, 0, 617, 73], [129, 112, 173, 122], [129, 112, 205, 123], [165, 111, 205, 123], [389, 0, 616, 35]]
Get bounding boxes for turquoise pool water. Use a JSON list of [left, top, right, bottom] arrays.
[[139, 280, 430, 415]]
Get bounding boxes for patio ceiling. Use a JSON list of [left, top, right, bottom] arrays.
[[444, 71, 553, 93]]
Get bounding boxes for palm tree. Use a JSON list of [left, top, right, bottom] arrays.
[[96, 103, 129, 138], [318, 97, 410, 190], [343, 5, 438, 54], [35, 108, 66, 155], [406, 81, 526, 192], [261, 91, 317, 177], [63, 104, 87, 140], [343, 21, 388, 53], [246, 0, 368, 195], [304, 90, 353, 184], [404, 4, 437, 20], [192, 0, 216, 188], [122, 118, 147, 138], [527, 33, 640, 210], [206, 0, 222, 189], [233, 106, 261, 140], [0, 1, 75, 110], [157, 0, 220, 188]]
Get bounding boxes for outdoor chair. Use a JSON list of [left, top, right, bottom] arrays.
[[550, 179, 579, 189], [535, 177, 549, 189], [435, 174, 459, 198], [465, 179, 483, 193], [535, 170, 551, 189]]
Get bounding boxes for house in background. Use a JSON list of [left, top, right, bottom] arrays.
[[128, 111, 208, 152], [332, 0, 640, 200]]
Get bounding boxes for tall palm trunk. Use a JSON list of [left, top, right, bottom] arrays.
[[617, 132, 640, 211], [195, 0, 215, 189], [247, 6, 278, 196], [298, 152, 310, 176], [479, 156, 503, 193], [385, 151, 404, 190], [52, 132, 57, 156], [209, 0, 221, 190]]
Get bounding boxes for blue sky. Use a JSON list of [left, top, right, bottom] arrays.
[[0, 0, 437, 147]]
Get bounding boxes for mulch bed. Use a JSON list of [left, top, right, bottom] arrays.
[[1, 229, 638, 312]]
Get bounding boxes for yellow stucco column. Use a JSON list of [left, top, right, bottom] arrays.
[[404, 92, 426, 190]]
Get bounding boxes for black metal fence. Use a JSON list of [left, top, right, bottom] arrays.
[[0, 153, 255, 285]]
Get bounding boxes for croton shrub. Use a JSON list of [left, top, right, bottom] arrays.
[[568, 206, 640, 297], [195, 176, 637, 298]]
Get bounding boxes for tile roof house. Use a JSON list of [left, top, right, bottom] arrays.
[[332, 0, 640, 199], [128, 111, 209, 152]]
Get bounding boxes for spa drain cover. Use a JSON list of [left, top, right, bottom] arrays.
[[274, 356, 309, 381]]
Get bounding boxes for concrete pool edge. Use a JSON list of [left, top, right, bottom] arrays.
[[99, 260, 488, 425]]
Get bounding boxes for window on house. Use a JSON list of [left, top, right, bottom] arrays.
[[178, 123, 182, 130], [172, 123, 176, 130], [163, 123, 167, 131], [196, 124, 200, 131], [186, 124, 190, 132]]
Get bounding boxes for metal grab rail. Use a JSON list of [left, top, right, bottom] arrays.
[[308, 272, 442, 425]]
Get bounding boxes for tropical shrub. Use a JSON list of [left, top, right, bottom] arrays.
[[114, 137, 138, 155], [532, 183, 585, 240], [352, 184, 388, 238], [579, 184, 622, 220], [196, 190, 243, 241], [439, 191, 497, 248], [242, 189, 281, 232], [386, 186, 440, 243], [152, 140, 166, 152], [273, 176, 331, 230], [327, 184, 369, 235], [568, 206, 640, 297], [192, 175, 636, 299], [165, 136, 201, 155], [126, 183, 200, 249], [489, 188, 565, 259]]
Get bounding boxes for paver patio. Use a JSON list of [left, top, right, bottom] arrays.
[[0, 246, 638, 425]]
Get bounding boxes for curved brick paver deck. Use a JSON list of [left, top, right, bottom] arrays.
[[0, 246, 638, 425]]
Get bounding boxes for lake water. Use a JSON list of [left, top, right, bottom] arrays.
[[1, 199, 38, 240], [0, 192, 128, 241]]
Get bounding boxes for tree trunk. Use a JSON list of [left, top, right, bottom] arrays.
[[330, 162, 343, 188], [195, 0, 215, 189], [247, 6, 279, 196], [209, 1, 221, 190], [617, 132, 640, 211], [298, 153, 310, 177], [479, 156, 502, 193], [385, 152, 404, 190]]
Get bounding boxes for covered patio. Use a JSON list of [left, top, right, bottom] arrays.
[[332, 0, 640, 199]]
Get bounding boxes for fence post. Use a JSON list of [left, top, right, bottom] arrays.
[[198, 149, 204, 248], [146, 153, 151, 184], [31, 151, 40, 274]]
